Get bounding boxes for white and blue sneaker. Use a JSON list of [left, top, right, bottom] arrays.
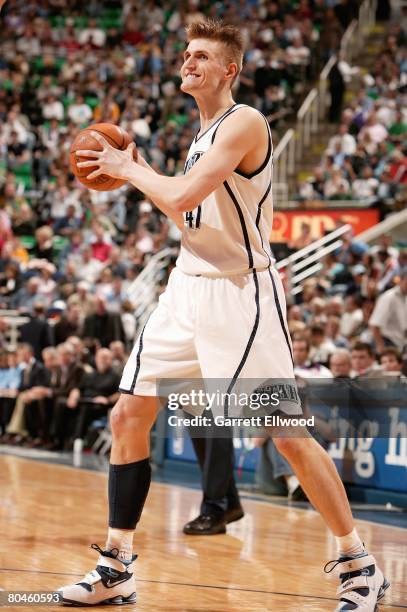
[[325, 552, 390, 611], [59, 544, 137, 606]]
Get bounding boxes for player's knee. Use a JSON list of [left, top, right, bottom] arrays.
[[110, 404, 125, 435], [273, 436, 302, 458], [110, 395, 155, 436]]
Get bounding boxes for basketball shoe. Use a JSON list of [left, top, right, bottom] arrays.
[[325, 551, 390, 611], [59, 544, 137, 606]]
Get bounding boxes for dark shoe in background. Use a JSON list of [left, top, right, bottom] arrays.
[[225, 505, 244, 524], [289, 485, 308, 502], [183, 512, 227, 535]]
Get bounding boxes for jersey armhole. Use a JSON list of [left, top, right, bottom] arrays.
[[210, 106, 272, 179], [234, 113, 272, 179]]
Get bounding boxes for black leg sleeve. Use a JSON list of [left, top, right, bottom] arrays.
[[109, 458, 152, 529]]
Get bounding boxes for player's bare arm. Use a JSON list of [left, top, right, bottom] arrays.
[[135, 152, 185, 230], [76, 107, 268, 214]]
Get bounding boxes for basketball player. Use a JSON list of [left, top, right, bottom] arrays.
[[61, 20, 389, 611]]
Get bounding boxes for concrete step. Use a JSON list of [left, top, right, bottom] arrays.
[[284, 23, 389, 196]]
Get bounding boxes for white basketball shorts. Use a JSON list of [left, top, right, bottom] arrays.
[[119, 266, 297, 409]]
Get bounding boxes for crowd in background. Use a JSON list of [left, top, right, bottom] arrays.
[[0, 0, 361, 336], [0, 229, 405, 451], [299, 21, 406, 210], [0, 340, 123, 449], [0, 1, 406, 455]]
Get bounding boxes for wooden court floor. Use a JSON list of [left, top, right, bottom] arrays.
[[0, 455, 406, 611]]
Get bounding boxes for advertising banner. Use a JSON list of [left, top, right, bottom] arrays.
[[271, 209, 380, 242]]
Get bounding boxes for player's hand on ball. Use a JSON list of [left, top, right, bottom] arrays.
[[77, 131, 136, 181]]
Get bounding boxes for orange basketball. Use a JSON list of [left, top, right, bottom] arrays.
[[70, 123, 137, 191]]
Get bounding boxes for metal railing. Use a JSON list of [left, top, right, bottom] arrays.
[[126, 247, 176, 333], [275, 224, 351, 296], [273, 129, 295, 188], [0, 312, 30, 349], [121, 224, 352, 326], [318, 55, 337, 120], [296, 89, 318, 162], [273, 0, 377, 200], [340, 19, 359, 62], [357, 208, 407, 244]]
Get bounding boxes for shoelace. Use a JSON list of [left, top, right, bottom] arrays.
[[91, 543, 118, 558], [90, 543, 138, 564], [324, 558, 343, 574], [324, 558, 370, 584]]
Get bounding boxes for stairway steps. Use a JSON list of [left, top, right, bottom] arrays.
[[284, 22, 388, 196]]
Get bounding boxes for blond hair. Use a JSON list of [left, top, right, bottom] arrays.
[[186, 19, 244, 76]]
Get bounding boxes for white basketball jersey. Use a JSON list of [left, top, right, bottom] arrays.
[[176, 103, 275, 277]]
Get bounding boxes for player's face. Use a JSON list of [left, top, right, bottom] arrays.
[[180, 39, 232, 94]]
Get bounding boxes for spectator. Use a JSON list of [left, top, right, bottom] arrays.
[[327, 124, 357, 156], [352, 167, 379, 201], [0, 349, 22, 436], [323, 168, 350, 199], [369, 267, 407, 353], [325, 315, 348, 348], [358, 113, 388, 145], [46, 342, 85, 451], [68, 282, 95, 317], [340, 295, 364, 339], [5, 343, 48, 443], [328, 60, 345, 123], [293, 337, 333, 379], [33, 225, 54, 262], [42, 95, 64, 122], [71, 246, 104, 284], [288, 222, 313, 250], [0, 262, 21, 307], [329, 349, 352, 378], [309, 324, 336, 365], [334, 0, 358, 30], [320, 9, 343, 60], [10, 277, 42, 313], [83, 296, 125, 347], [67, 95, 93, 126], [379, 347, 403, 374], [77, 19, 106, 48], [109, 340, 127, 374], [66, 348, 120, 443], [19, 302, 53, 361], [53, 303, 83, 344], [53, 204, 82, 236], [286, 37, 310, 66], [350, 342, 380, 377], [22, 346, 60, 446], [90, 221, 112, 263]]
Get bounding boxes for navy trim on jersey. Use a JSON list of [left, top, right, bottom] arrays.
[[194, 103, 237, 143], [210, 104, 244, 144], [268, 269, 294, 365], [223, 180, 253, 269], [224, 269, 260, 417], [234, 113, 272, 179], [255, 180, 272, 267], [121, 322, 148, 394]]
